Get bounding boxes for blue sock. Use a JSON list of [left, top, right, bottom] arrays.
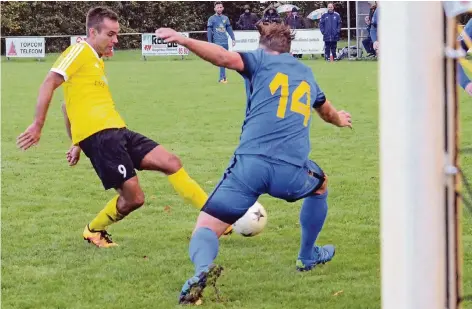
[[219, 67, 225, 80], [298, 191, 328, 262], [189, 227, 219, 275]]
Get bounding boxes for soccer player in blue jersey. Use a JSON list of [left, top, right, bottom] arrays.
[[207, 1, 236, 83], [156, 22, 352, 305]]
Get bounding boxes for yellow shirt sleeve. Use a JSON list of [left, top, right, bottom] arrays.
[[50, 43, 86, 81]]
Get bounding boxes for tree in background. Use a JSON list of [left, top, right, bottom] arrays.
[[1, 1, 354, 53]]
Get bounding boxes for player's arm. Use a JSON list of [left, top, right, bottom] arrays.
[[207, 18, 214, 43], [36, 72, 65, 128], [314, 100, 349, 127], [17, 44, 85, 151], [311, 81, 351, 128], [16, 72, 64, 150], [225, 18, 236, 41], [157, 28, 244, 71]]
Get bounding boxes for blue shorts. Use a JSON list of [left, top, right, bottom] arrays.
[[202, 155, 325, 224]]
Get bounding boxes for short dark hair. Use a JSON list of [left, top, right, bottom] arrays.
[[214, 1, 223, 7], [257, 22, 294, 54], [86, 6, 119, 33]]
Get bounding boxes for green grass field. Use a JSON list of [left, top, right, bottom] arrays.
[[2, 50, 472, 309]]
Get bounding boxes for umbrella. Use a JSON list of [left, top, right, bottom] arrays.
[[276, 4, 299, 14], [307, 8, 328, 20]]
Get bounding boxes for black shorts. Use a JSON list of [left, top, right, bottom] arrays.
[[79, 128, 159, 190]]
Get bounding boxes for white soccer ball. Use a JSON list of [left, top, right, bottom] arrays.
[[232, 201, 267, 237]]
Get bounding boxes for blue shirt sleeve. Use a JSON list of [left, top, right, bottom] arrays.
[[310, 69, 326, 108], [207, 17, 213, 42], [312, 84, 326, 108], [237, 49, 262, 79], [225, 17, 235, 40]]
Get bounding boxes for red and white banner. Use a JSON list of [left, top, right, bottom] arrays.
[[6, 37, 45, 58], [141, 32, 189, 56]]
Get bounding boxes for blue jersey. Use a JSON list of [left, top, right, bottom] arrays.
[[234, 49, 326, 167], [207, 14, 235, 45]]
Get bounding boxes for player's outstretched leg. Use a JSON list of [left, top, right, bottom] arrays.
[[141, 145, 233, 235], [296, 190, 335, 271], [179, 213, 230, 305]]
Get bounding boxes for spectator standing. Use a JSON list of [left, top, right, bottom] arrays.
[[320, 3, 341, 61], [236, 4, 259, 30], [261, 5, 282, 24], [285, 7, 305, 58]]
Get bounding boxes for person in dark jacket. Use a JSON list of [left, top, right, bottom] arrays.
[[285, 7, 304, 58], [285, 7, 304, 29], [261, 5, 282, 24], [236, 4, 259, 30], [319, 3, 341, 61]]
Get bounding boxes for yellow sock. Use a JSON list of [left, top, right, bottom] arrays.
[[88, 195, 125, 231], [168, 167, 208, 210]]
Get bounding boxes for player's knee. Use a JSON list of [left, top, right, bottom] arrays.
[[314, 174, 328, 195], [165, 153, 182, 174], [125, 192, 145, 211]]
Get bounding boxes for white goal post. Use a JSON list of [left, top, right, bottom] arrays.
[[380, 1, 461, 309]]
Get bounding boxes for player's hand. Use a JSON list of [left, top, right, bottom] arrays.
[[465, 82, 472, 96], [337, 110, 352, 128], [66, 145, 81, 166], [155, 28, 186, 45], [17, 122, 42, 151], [232, 40, 236, 47]]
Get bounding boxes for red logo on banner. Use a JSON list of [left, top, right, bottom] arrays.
[[7, 42, 17, 56], [144, 45, 152, 51]]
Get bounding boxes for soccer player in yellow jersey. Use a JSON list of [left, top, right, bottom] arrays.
[[17, 6, 232, 248]]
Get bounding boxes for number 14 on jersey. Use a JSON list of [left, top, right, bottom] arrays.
[[269, 72, 311, 127]]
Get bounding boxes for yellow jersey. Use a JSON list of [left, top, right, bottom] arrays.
[[51, 41, 126, 144]]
